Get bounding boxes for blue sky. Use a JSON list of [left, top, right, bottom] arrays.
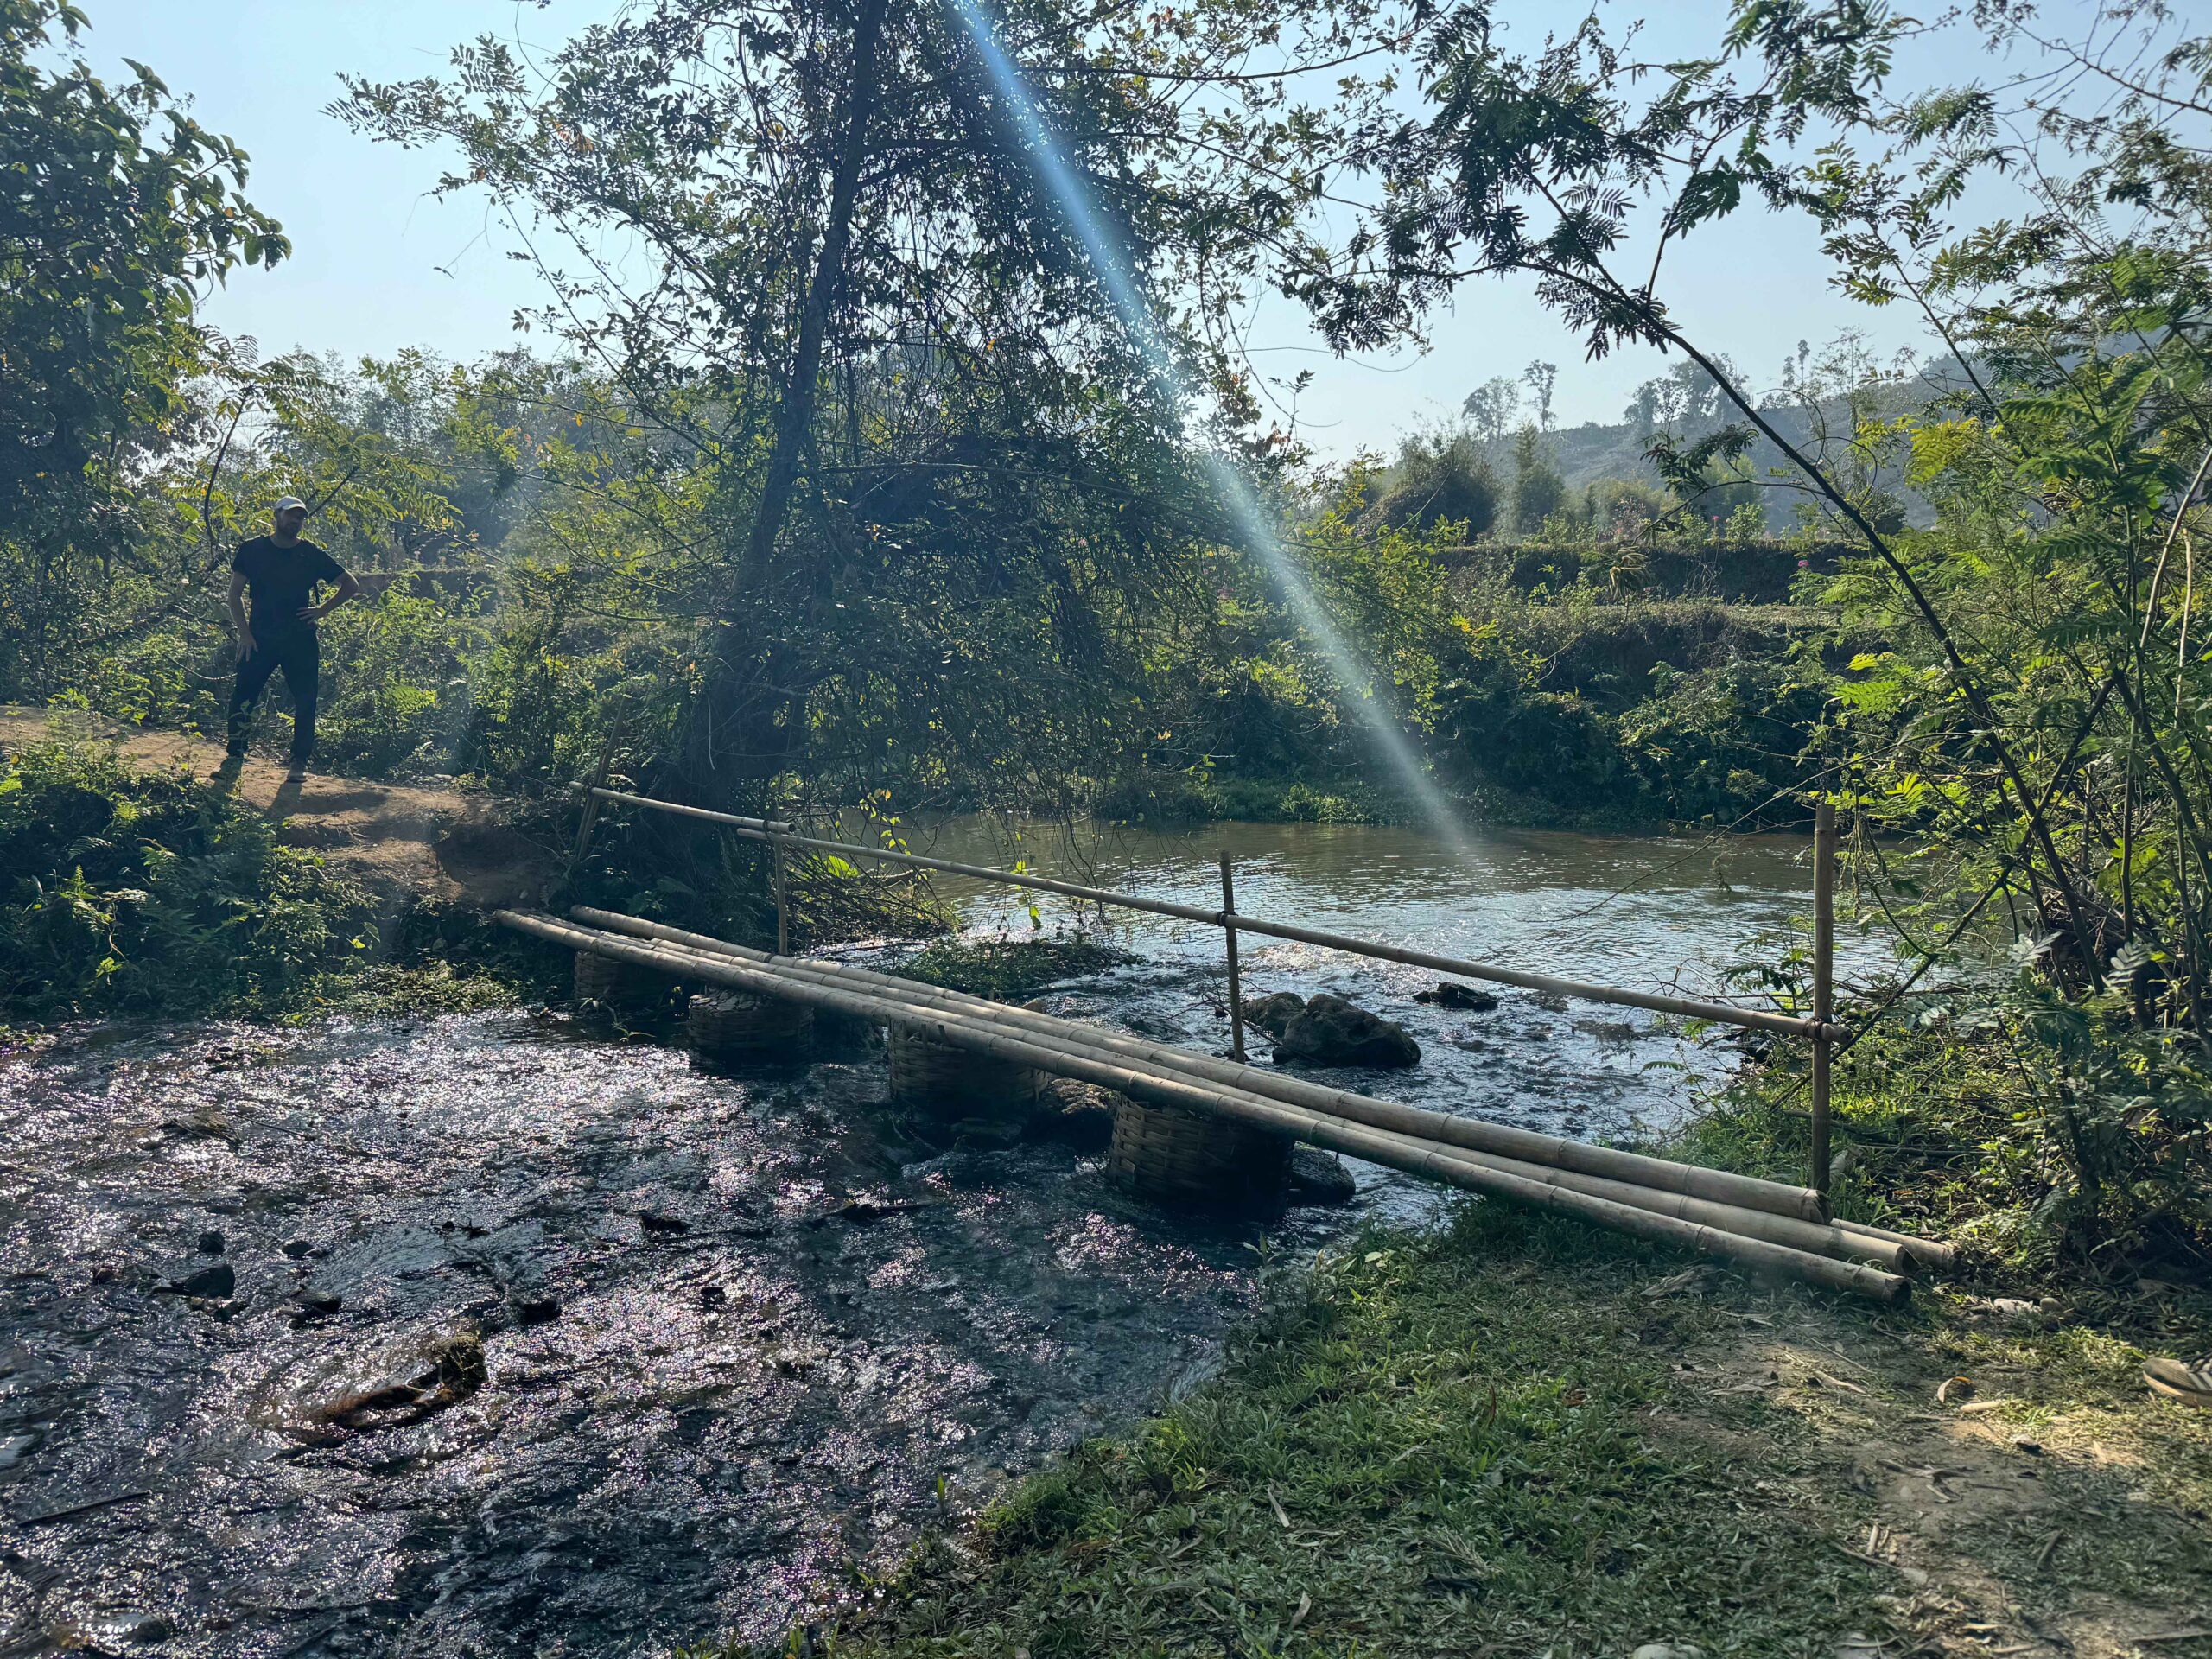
[[77, 0, 2027, 453]]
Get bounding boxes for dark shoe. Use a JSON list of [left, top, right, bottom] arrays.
[[2145, 1355, 2212, 1406], [226, 743, 247, 760]]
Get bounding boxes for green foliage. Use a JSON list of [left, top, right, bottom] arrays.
[[1509, 425, 1567, 534], [898, 935, 1133, 1001], [0, 738, 377, 1020], [1676, 989, 2212, 1277], [0, 0, 285, 690], [1370, 430, 1499, 535]]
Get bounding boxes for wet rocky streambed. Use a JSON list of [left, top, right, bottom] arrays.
[[0, 820, 1838, 1656]]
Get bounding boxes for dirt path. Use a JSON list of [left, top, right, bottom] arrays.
[[0, 706, 520, 906]]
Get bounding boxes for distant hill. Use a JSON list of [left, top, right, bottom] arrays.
[[1459, 373, 1946, 530]]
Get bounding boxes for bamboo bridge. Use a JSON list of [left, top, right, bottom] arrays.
[[494, 790, 1952, 1302]]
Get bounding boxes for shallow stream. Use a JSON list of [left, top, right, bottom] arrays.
[[1, 818, 1834, 1656]]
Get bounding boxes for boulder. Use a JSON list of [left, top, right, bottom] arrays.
[[1274, 994, 1421, 1068], [1287, 1147, 1357, 1206], [1414, 982, 1499, 1012], [1027, 1077, 1116, 1152], [1241, 992, 1306, 1040]]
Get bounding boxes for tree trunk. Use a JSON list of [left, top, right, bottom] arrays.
[[680, 0, 890, 808]]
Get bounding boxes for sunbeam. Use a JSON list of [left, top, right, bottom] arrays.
[[944, 0, 1472, 854]]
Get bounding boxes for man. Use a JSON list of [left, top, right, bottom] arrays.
[[226, 496, 359, 781]]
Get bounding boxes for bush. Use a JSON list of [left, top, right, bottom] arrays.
[[0, 738, 378, 1021], [1670, 987, 2212, 1281], [311, 587, 488, 774], [1618, 658, 1827, 825], [1370, 431, 1499, 535]]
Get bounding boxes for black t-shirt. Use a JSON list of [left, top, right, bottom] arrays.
[[232, 537, 343, 633]]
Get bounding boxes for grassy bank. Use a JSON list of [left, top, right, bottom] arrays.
[[715, 1204, 2212, 1658]]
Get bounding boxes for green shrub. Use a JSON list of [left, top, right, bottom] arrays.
[[1670, 988, 2212, 1281], [0, 738, 378, 1021]]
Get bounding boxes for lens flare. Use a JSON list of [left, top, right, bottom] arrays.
[[945, 0, 1471, 853]]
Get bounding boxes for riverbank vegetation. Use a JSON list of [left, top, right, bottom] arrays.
[[0, 737, 378, 1024]]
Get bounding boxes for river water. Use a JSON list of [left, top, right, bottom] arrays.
[[0, 818, 1826, 1657]]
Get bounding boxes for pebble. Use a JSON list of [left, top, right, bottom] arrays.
[[511, 1293, 562, 1325], [295, 1287, 342, 1315], [194, 1230, 225, 1255], [79, 1611, 175, 1646], [179, 1263, 234, 1300], [1630, 1644, 1705, 1659]]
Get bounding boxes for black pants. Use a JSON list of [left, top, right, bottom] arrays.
[[227, 628, 320, 761]]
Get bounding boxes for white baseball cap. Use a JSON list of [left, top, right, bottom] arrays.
[[273, 495, 308, 514]]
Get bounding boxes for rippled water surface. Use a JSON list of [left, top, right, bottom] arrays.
[[0, 817, 1832, 1656]]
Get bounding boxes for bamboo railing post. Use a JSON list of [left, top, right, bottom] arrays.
[[1811, 801, 1838, 1201], [1220, 850, 1245, 1061], [772, 836, 791, 958]]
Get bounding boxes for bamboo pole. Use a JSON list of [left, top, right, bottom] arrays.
[[772, 837, 791, 958], [587, 789, 1840, 1041], [1835, 1216, 1956, 1274], [1812, 802, 1838, 1199], [569, 906, 1831, 1224], [563, 921, 1924, 1274], [1220, 850, 1245, 1063], [588, 787, 794, 836], [499, 910, 1907, 1300]]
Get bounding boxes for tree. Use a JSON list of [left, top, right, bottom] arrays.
[[1522, 359, 1557, 431], [1462, 374, 1520, 442], [337, 0, 1411, 810], [1373, 430, 1497, 534], [1290, 0, 2108, 977], [0, 0, 287, 691], [1508, 426, 1565, 535]]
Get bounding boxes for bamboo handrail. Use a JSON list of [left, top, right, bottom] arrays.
[[560, 912, 1923, 1272], [499, 909, 1905, 1300], [588, 787, 795, 836], [571, 906, 1831, 1224], [586, 787, 1844, 1041]]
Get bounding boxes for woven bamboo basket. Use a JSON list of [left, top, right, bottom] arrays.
[[1106, 1096, 1291, 1214], [573, 948, 665, 1014], [887, 1026, 1044, 1116], [687, 990, 813, 1065]]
